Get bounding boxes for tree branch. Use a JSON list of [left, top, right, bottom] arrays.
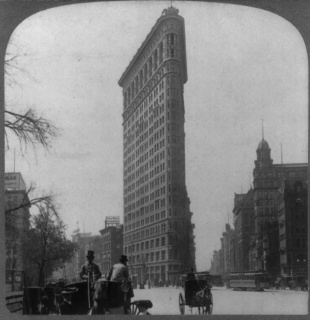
[[5, 184, 58, 216], [5, 108, 58, 152]]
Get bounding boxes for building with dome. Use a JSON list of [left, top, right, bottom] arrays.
[[119, 7, 196, 285], [252, 138, 307, 276], [211, 137, 307, 278]]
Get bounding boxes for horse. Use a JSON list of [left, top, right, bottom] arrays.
[[91, 280, 133, 315]]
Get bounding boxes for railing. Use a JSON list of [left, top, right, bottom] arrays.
[[5, 270, 26, 314], [6, 291, 24, 314]]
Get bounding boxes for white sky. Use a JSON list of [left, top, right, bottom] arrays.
[[4, 1, 308, 271]]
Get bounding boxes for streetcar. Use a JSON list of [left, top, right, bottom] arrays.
[[227, 271, 270, 291], [178, 272, 213, 315]]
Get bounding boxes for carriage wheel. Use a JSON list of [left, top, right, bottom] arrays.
[[179, 293, 185, 315], [130, 303, 140, 315]]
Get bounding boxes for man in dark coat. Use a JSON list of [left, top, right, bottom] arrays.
[[80, 250, 102, 282], [80, 250, 102, 310]]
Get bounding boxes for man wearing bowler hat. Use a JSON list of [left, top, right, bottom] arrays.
[[108, 255, 129, 282], [108, 254, 133, 314], [80, 250, 102, 282]]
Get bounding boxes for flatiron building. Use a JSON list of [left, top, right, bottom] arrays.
[[119, 7, 196, 284]]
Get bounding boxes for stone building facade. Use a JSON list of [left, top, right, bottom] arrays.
[[5, 173, 30, 273], [99, 225, 123, 275], [233, 189, 254, 272], [210, 138, 308, 279], [253, 138, 307, 276], [71, 232, 96, 279], [119, 7, 196, 284], [278, 179, 308, 278]]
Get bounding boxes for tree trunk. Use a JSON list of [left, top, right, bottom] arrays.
[[38, 266, 45, 287]]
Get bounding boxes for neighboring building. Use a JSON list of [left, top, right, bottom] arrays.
[[71, 232, 96, 279], [278, 179, 308, 278], [210, 137, 308, 277], [119, 6, 196, 284], [222, 226, 229, 277], [99, 224, 123, 275], [229, 228, 236, 273], [222, 224, 234, 278], [252, 137, 307, 275], [219, 239, 224, 277], [209, 250, 221, 275], [233, 189, 254, 271], [5, 172, 30, 272], [87, 236, 103, 270], [248, 239, 257, 271]]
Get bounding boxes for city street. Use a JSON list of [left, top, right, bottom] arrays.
[[132, 286, 308, 315]]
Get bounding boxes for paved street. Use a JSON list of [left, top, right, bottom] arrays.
[[132, 286, 308, 315]]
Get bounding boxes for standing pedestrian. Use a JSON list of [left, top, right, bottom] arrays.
[[80, 250, 102, 282], [108, 255, 134, 314], [80, 250, 102, 311]]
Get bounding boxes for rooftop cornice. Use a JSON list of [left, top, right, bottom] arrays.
[[118, 7, 184, 87], [273, 163, 308, 168]]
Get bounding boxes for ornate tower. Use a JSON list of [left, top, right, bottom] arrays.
[[119, 7, 196, 284]]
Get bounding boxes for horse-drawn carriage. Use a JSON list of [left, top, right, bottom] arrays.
[[24, 279, 152, 315], [178, 272, 213, 315]]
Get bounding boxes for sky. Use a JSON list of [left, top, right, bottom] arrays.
[[4, 1, 308, 271]]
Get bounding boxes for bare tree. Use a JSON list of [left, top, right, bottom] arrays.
[[4, 50, 37, 87], [5, 47, 59, 152], [5, 184, 57, 215], [5, 108, 58, 152], [4, 46, 62, 280]]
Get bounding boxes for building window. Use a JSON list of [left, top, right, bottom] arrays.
[[167, 33, 176, 46], [161, 237, 165, 246], [159, 42, 163, 63], [149, 57, 153, 77], [161, 251, 166, 260], [154, 50, 158, 70]]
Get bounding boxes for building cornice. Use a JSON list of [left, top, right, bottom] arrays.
[[118, 9, 186, 88]]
